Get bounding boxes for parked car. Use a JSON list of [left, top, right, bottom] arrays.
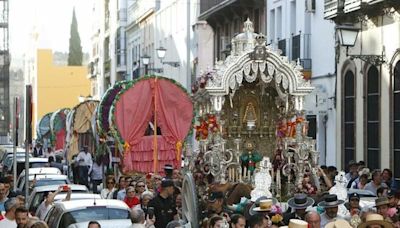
[[53, 193, 101, 202], [5, 157, 49, 177], [16, 167, 62, 190], [44, 199, 131, 228], [66, 219, 132, 228], [0, 152, 31, 175], [0, 147, 26, 162], [28, 184, 88, 215], [21, 174, 70, 193]]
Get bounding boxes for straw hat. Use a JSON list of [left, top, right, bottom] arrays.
[[287, 219, 308, 228], [375, 197, 390, 207], [325, 219, 352, 228], [358, 214, 394, 228]]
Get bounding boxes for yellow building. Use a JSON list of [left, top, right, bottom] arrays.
[[33, 49, 91, 137]]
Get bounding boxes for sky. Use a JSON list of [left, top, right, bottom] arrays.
[[9, 0, 93, 67]]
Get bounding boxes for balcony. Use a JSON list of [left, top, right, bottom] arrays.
[[344, 0, 362, 13], [324, 0, 344, 19]]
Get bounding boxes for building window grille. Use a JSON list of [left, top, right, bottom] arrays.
[[278, 39, 286, 56], [292, 34, 300, 60], [366, 66, 380, 170], [343, 70, 356, 167], [393, 61, 400, 178]]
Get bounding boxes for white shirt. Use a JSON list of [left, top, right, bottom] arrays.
[[90, 163, 103, 180], [36, 201, 52, 220], [320, 212, 347, 227], [0, 217, 16, 228], [117, 189, 126, 200], [101, 188, 116, 199], [75, 151, 93, 167]]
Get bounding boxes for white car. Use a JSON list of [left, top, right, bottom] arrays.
[[16, 167, 62, 190], [44, 199, 131, 228], [0, 152, 32, 174], [20, 174, 70, 193], [7, 157, 49, 176], [28, 184, 88, 215], [66, 219, 132, 228], [54, 193, 101, 202]]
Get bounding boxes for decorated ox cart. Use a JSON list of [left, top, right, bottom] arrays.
[[109, 76, 193, 174], [50, 108, 70, 152], [36, 112, 53, 149], [65, 100, 99, 161]]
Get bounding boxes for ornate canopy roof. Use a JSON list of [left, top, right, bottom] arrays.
[[204, 19, 313, 111]]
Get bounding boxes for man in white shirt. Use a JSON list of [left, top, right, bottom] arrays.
[[130, 206, 155, 228], [317, 194, 348, 227], [0, 197, 18, 227], [75, 146, 93, 188], [36, 186, 71, 220]]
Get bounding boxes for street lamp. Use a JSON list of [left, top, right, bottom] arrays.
[[156, 46, 180, 67], [156, 46, 167, 61], [141, 54, 150, 75], [336, 24, 385, 66]]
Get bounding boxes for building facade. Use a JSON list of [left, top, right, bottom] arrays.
[[325, 0, 400, 174], [267, 0, 336, 166], [33, 49, 91, 137]]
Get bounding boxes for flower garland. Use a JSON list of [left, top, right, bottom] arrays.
[[194, 114, 219, 140]]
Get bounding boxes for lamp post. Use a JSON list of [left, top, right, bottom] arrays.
[[156, 46, 180, 67], [336, 24, 386, 66], [141, 54, 150, 75]]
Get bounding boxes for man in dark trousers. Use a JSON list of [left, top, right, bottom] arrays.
[[148, 178, 176, 228]]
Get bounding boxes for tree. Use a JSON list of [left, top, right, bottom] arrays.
[[68, 8, 83, 66]]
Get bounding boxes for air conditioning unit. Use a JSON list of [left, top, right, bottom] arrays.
[[306, 0, 316, 13]]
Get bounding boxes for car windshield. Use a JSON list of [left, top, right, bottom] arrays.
[[29, 189, 89, 214], [34, 179, 68, 187], [59, 207, 129, 228]]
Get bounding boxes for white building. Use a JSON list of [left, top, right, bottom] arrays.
[[125, 0, 198, 89], [88, 0, 128, 97], [267, 0, 337, 166], [325, 0, 400, 175]]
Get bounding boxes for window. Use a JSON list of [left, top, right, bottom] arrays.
[[393, 61, 400, 178], [366, 66, 380, 170], [278, 39, 286, 56], [292, 35, 300, 60], [343, 71, 356, 167], [306, 115, 317, 140]]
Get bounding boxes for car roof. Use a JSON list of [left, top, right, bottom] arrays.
[[29, 174, 67, 180], [31, 184, 88, 193], [54, 199, 130, 211], [16, 157, 48, 162], [66, 219, 132, 228], [54, 193, 101, 201], [19, 167, 61, 176]]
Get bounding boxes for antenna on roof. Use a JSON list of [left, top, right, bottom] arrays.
[[93, 193, 97, 206]]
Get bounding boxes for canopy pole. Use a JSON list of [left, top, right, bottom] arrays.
[[153, 78, 158, 174]]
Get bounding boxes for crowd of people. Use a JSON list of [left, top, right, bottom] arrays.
[[3, 143, 400, 228]]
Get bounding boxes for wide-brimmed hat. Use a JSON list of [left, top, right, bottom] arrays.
[[249, 196, 278, 216], [375, 197, 389, 207], [317, 194, 344, 208], [325, 219, 352, 228], [358, 214, 394, 228], [287, 193, 314, 209], [288, 219, 308, 228]]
